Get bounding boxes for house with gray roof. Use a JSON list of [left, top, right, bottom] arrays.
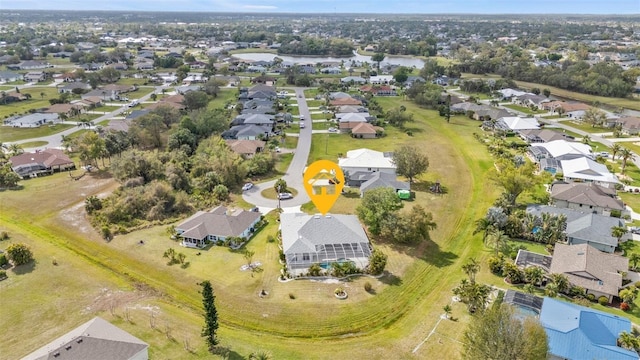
[[21, 317, 148, 360], [550, 182, 625, 216], [176, 206, 261, 248], [550, 243, 628, 302], [526, 205, 627, 253], [360, 172, 409, 196], [280, 213, 372, 276], [0, 70, 21, 83], [519, 129, 575, 143], [221, 124, 272, 140]]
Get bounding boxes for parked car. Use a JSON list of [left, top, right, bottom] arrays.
[[278, 192, 293, 200], [275, 146, 281, 153], [242, 183, 253, 191], [300, 122, 305, 128], [598, 151, 610, 158], [328, 127, 338, 132]]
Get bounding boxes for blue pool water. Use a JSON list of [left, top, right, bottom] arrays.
[[513, 304, 540, 319]]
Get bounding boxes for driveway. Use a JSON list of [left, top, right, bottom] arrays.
[[242, 87, 313, 209]]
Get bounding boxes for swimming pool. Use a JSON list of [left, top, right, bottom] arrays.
[[319, 259, 354, 269], [513, 304, 540, 319]]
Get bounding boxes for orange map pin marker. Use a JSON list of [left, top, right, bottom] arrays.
[[303, 160, 345, 215]]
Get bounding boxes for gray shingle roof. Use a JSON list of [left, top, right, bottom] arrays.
[[22, 317, 148, 360], [551, 182, 624, 211], [550, 243, 628, 297], [281, 213, 369, 254], [177, 206, 260, 240], [526, 205, 624, 248], [360, 172, 410, 193]]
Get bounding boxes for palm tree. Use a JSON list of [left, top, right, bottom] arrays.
[[523, 283, 536, 294], [248, 351, 272, 360], [549, 273, 570, 294], [461, 258, 480, 284], [486, 229, 509, 255], [619, 288, 637, 304], [612, 143, 622, 161], [443, 305, 452, 319], [582, 135, 590, 145], [274, 178, 287, 209], [544, 282, 559, 297], [40, 92, 45, 100], [473, 217, 494, 243], [8, 143, 23, 156], [619, 148, 634, 174], [612, 226, 627, 243], [618, 331, 639, 351], [629, 253, 640, 271], [524, 266, 545, 287]]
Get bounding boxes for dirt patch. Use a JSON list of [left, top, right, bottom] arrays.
[[83, 287, 156, 315]]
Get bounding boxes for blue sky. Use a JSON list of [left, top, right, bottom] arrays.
[[5, 0, 640, 13]]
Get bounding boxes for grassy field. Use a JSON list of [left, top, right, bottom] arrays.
[[502, 104, 546, 115], [0, 123, 74, 142], [0, 87, 62, 118], [514, 80, 640, 112], [563, 120, 611, 134], [1, 97, 500, 359]]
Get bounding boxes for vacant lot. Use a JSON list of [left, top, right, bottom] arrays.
[[0, 123, 74, 142]]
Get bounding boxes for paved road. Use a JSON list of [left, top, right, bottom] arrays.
[[242, 88, 313, 210], [7, 85, 163, 152]]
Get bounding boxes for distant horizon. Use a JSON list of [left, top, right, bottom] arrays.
[[1, 0, 638, 15]]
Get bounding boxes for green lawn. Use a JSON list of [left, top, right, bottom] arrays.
[[502, 104, 546, 115], [1, 96, 502, 359], [0, 123, 74, 142], [620, 192, 640, 213], [18, 140, 48, 148], [0, 87, 63, 118], [564, 120, 611, 134]]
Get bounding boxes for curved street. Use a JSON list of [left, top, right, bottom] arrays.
[[242, 87, 313, 211]]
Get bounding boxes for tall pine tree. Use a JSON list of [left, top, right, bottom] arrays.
[[201, 280, 219, 351]]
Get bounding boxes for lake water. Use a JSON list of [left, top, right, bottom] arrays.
[[231, 51, 425, 68]]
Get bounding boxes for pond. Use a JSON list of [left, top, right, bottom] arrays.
[[231, 51, 425, 68]]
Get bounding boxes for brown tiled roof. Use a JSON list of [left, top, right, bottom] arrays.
[[351, 122, 377, 135], [618, 117, 640, 131], [162, 94, 185, 104], [44, 103, 83, 114], [330, 98, 362, 106], [550, 243, 628, 297], [225, 139, 266, 156], [102, 84, 134, 92], [551, 182, 624, 211], [10, 148, 73, 168]]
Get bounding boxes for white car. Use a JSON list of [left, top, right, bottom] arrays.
[[278, 192, 293, 200], [275, 146, 281, 153], [300, 122, 305, 128], [328, 127, 338, 132], [242, 183, 253, 191]]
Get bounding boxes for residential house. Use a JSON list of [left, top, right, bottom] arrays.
[[360, 85, 396, 96], [7, 60, 50, 70], [23, 71, 46, 82], [550, 182, 625, 216], [250, 76, 276, 85], [176, 206, 261, 248], [497, 88, 527, 99], [321, 67, 342, 74], [527, 205, 626, 253], [543, 101, 591, 115], [105, 119, 133, 133], [540, 297, 637, 360], [529, 140, 593, 162], [495, 116, 540, 133], [513, 93, 549, 109], [146, 95, 186, 111], [329, 92, 352, 100], [360, 172, 409, 197], [339, 148, 396, 186], [43, 103, 84, 117], [560, 157, 620, 188], [10, 149, 75, 178], [369, 75, 393, 84], [225, 139, 266, 157], [222, 124, 272, 140], [21, 317, 149, 360], [0, 70, 21, 83], [336, 105, 367, 113], [58, 82, 92, 94], [175, 85, 202, 94], [336, 112, 372, 123], [280, 213, 372, 276], [188, 61, 207, 69], [549, 244, 629, 302], [340, 76, 367, 84], [4, 113, 59, 128], [616, 117, 640, 135], [350, 122, 382, 139], [330, 97, 363, 107], [230, 114, 275, 127], [473, 107, 512, 121], [519, 129, 575, 143], [182, 73, 207, 84], [247, 85, 277, 100]]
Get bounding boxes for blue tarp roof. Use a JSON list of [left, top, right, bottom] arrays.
[[540, 298, 638, 360]]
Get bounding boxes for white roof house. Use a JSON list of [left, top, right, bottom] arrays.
[[280, 213, 372, 275], [369, 75, 394, 84], [22, 317, 149, 360], [531, 140, 593, 161], [496, 116, 540, 132], [497, 88, 527, 98], [560, 157, 620, 188], [336, 112, 371, 123], [338, 148, 396, 176]]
